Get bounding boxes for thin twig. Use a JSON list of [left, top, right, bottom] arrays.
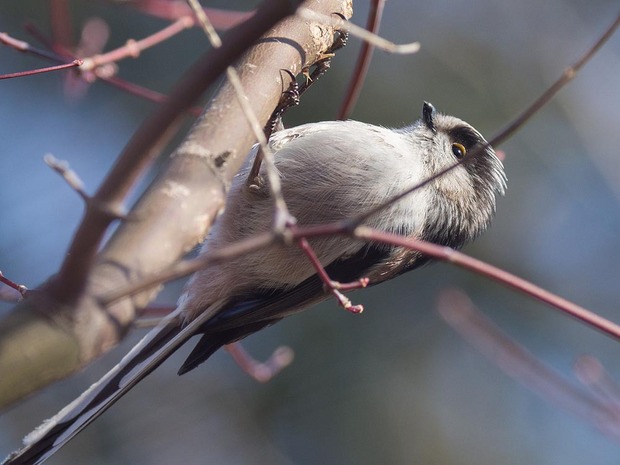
[[49, 0, 72, 50], [188, 0, 293, 233], [337, 0, 385, 120], [349, 12, 620, 228], [0, 31, 64, 61], [44, 154, 89, 201], [104, 75, 202, 116], [52, 0, 304, 302], [102, 216, 620, 348], [131, 1, 255, 30], [0, 59, 82, 80], [97, 9, 620, 348], [297, 237, 367, 313], [0, 30, 202, 114], [493, 12, 620, 145], [79, 16, 194, 72], [224, 342, 294, 383], [297, 7, 420, 55], [101, 232, 277, 305], [355, 227, 620, 342]]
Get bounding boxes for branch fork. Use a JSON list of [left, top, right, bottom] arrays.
[[297, 237, 368, 314]]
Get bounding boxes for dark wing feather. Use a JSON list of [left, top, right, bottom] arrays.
[[178, 243, 400, 374]]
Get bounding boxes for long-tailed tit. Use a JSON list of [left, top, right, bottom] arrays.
[[5, 102, 506, 464]]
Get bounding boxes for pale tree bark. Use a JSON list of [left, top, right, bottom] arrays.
[[0, 0, 352, 409]]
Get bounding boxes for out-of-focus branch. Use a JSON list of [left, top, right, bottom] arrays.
[[49, 0, 72, 50], [127, 1, 255, 29], [79, 16, 194, 73], [337, 0, 385, 119], [51, 0, 315, 303], [437, 289, 620, 439], [0, 29, 202, 113], [0, 0, 352, 409]]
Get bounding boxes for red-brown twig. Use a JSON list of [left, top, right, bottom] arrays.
[[101, 231, 277, 305], [84, 9, 620, 352], [1, 27, 202, 114], [49, 0, 72, 50], [104, 76, 202, 116], [79, 16, 194, 72], [133, 305, 293, 381], [0, 59, 82, 80], [131, 1, 255, 29], [0, 31, 63, 61], [437, 289, 620, 440], [100, 217, 620, 347], [355, 227, 620, 341], [574, 355, 620, 409], [337, 0, 385, 120], [0, 271, 28, 298], [225, 342, 294, 383], [349, 12, 620, 228], [297, 238, 368, 313], [51, 0, 305, 303]]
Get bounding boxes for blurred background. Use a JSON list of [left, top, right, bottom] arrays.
[[2, 1, 620, 464]]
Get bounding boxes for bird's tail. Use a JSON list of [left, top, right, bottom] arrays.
[[3, 300, 228, 465]]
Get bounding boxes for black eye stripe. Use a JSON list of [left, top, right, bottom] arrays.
[[447, 126, 482, 149]]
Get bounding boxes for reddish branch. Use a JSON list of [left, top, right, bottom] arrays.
[[355, 227, 620, 340], [0, 271, 27, 298], [49, 0, 309, 303], [130, 1, 255, 29], [225, 342, 295, 383], [96, 12, 620, 353], [0, 0, 350, 409], [0, 59, 82, 80], [1, 18, 201, 106], [337, 0, 385, 119], [79, 16, 194, 72], [297, 237, 367, 313], [437, 289, 620, 439]]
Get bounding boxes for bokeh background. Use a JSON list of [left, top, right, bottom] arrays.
[[2, 1, 620, 464]]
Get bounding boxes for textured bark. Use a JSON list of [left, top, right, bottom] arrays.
[[0, 0, 352, 409]]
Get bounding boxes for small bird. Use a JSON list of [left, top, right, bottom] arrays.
[[5, 102, 506, 465]]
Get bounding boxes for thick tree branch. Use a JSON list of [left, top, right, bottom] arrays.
[[0, 0, 352, 409], [50, 0, 312, 303]]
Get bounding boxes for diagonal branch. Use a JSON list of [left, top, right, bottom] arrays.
[[0, 59, 82, 80], [337, 0, 385, 119], [49, 0, 312, 303], [437, 289, 620, 438], [353, 227, 620, 341], [0, 0, 352, 409]]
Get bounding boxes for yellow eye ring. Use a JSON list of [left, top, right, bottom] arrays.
[[451, 143, 467, 159]]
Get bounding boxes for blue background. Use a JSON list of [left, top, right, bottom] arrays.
[[2, 1, 620, 464]]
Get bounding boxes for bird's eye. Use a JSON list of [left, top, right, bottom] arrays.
[[451, 143, 467, 159]]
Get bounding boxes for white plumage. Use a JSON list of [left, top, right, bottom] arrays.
[[5, 103, 506, 465]]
